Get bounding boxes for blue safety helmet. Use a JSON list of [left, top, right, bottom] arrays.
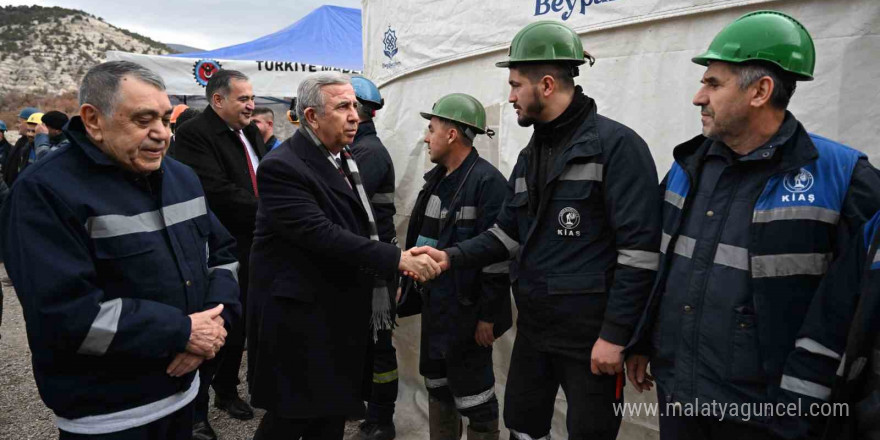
[[19, 107, 39, 120], [351, 76, 384, 110], [0, 120, 7, 131]]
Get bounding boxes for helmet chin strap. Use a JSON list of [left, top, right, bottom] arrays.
[[463, 127, 477, 141]]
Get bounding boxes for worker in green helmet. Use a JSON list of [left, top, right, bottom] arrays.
[[398, 93, 512, 440], [409, 21, 662, 440], [625, 10, 880, 440]]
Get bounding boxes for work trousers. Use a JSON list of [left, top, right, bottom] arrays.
[[504, 334, 622, 440], [421, 330, 498, 423], [363, 329, 399, 424]]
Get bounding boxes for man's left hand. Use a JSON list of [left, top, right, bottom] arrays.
[[166, 352, 204, 377], [475, 321, 495, 347], [590, 337, 624, 375]]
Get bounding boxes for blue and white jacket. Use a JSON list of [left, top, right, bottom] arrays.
[[629, 116, 880, 423]]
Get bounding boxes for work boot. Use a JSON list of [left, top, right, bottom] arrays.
[[429, 396, 462, 440], [467, 419, 500, 440], [214, 390, 255, 420], [354, 421, 397, 440]]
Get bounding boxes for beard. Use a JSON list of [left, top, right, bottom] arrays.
[[701, 106, 748, 143], [516, 88, 545, 127]]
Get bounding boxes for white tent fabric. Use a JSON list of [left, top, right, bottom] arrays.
[[363, 0, 880, 438], [104, 51, 357, 96]]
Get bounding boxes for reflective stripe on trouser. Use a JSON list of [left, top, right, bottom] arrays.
[[420, 340, 498, 422], [365, 329, 398, 424]]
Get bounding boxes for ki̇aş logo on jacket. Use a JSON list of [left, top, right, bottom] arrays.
[[557, 207, 582, 237], [382, 26, 402, 69], [782, 167, 816, 203]]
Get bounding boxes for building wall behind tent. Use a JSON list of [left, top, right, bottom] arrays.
[[365, 0, 880, 438]]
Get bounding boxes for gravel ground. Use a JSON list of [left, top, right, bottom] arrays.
[[0, 264, 360, 440]]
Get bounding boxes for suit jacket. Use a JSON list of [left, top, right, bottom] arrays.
[[247, 129, 401, 418], [171, 105, 266, 241]]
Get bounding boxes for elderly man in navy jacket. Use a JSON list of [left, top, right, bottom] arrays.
[[248, 71, 440, 440], [0, 61, 240, 439]]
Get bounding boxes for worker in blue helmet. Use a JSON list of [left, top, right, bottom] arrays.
[[349, 75, 399, 440]]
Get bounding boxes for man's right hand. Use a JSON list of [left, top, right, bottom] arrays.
[[399, 249, 442, 282], [35, 123, 48, 135], [409, 246, 450, 271], [625, 354, 654, 393], [186, 304, 227, 359], [166, 352, 205, 377]]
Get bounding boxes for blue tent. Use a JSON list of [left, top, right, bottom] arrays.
[[169, 5, 363, 71]]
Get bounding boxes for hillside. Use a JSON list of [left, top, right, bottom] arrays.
[[0, 5, 177, 96]]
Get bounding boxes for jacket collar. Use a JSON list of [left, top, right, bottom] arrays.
[[203, 105, 236, 135], [354, 120, 377, 143], [422, 147, 479, 183], [543, 96, 601, 183], [65, 116, 168, 191], [65, 116, 119, 167], [202, 105, 267, 156], [293, 128, 364, 210], [673, 112, 817, 178]]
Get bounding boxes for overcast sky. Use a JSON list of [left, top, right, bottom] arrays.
[[1, 0, 362, 49]]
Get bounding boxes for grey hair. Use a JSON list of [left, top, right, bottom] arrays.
[[205, 69, 249, 101], [79, 61, 166, 116], [728, 62, 796, 110], [295, 72, 352, 127]]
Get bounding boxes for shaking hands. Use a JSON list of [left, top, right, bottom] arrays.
[[398, 246, 450, 282]]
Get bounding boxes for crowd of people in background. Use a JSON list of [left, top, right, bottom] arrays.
[[1, 9, 879, 440]]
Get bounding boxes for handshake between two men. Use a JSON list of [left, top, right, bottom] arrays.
[[397, 246, 450, 282], [169, 245, 450, 380]]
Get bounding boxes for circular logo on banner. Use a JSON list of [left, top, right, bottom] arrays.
[[193, 59, 222, 87], [558, 207, 581, 230], [783, 167, 814, 193]]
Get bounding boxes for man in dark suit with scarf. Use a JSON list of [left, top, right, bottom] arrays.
[[247, 72, 441, 440]]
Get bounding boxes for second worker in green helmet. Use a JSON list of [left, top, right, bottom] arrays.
[[410, 21, 663, 440], [625, 10, 880, 440], [398, 93, 512, 440]]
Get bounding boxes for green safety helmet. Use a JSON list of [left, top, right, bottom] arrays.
[[420, 93, 494, 140], [496, 21, 595, 73], [692, 10, 815, 81]]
